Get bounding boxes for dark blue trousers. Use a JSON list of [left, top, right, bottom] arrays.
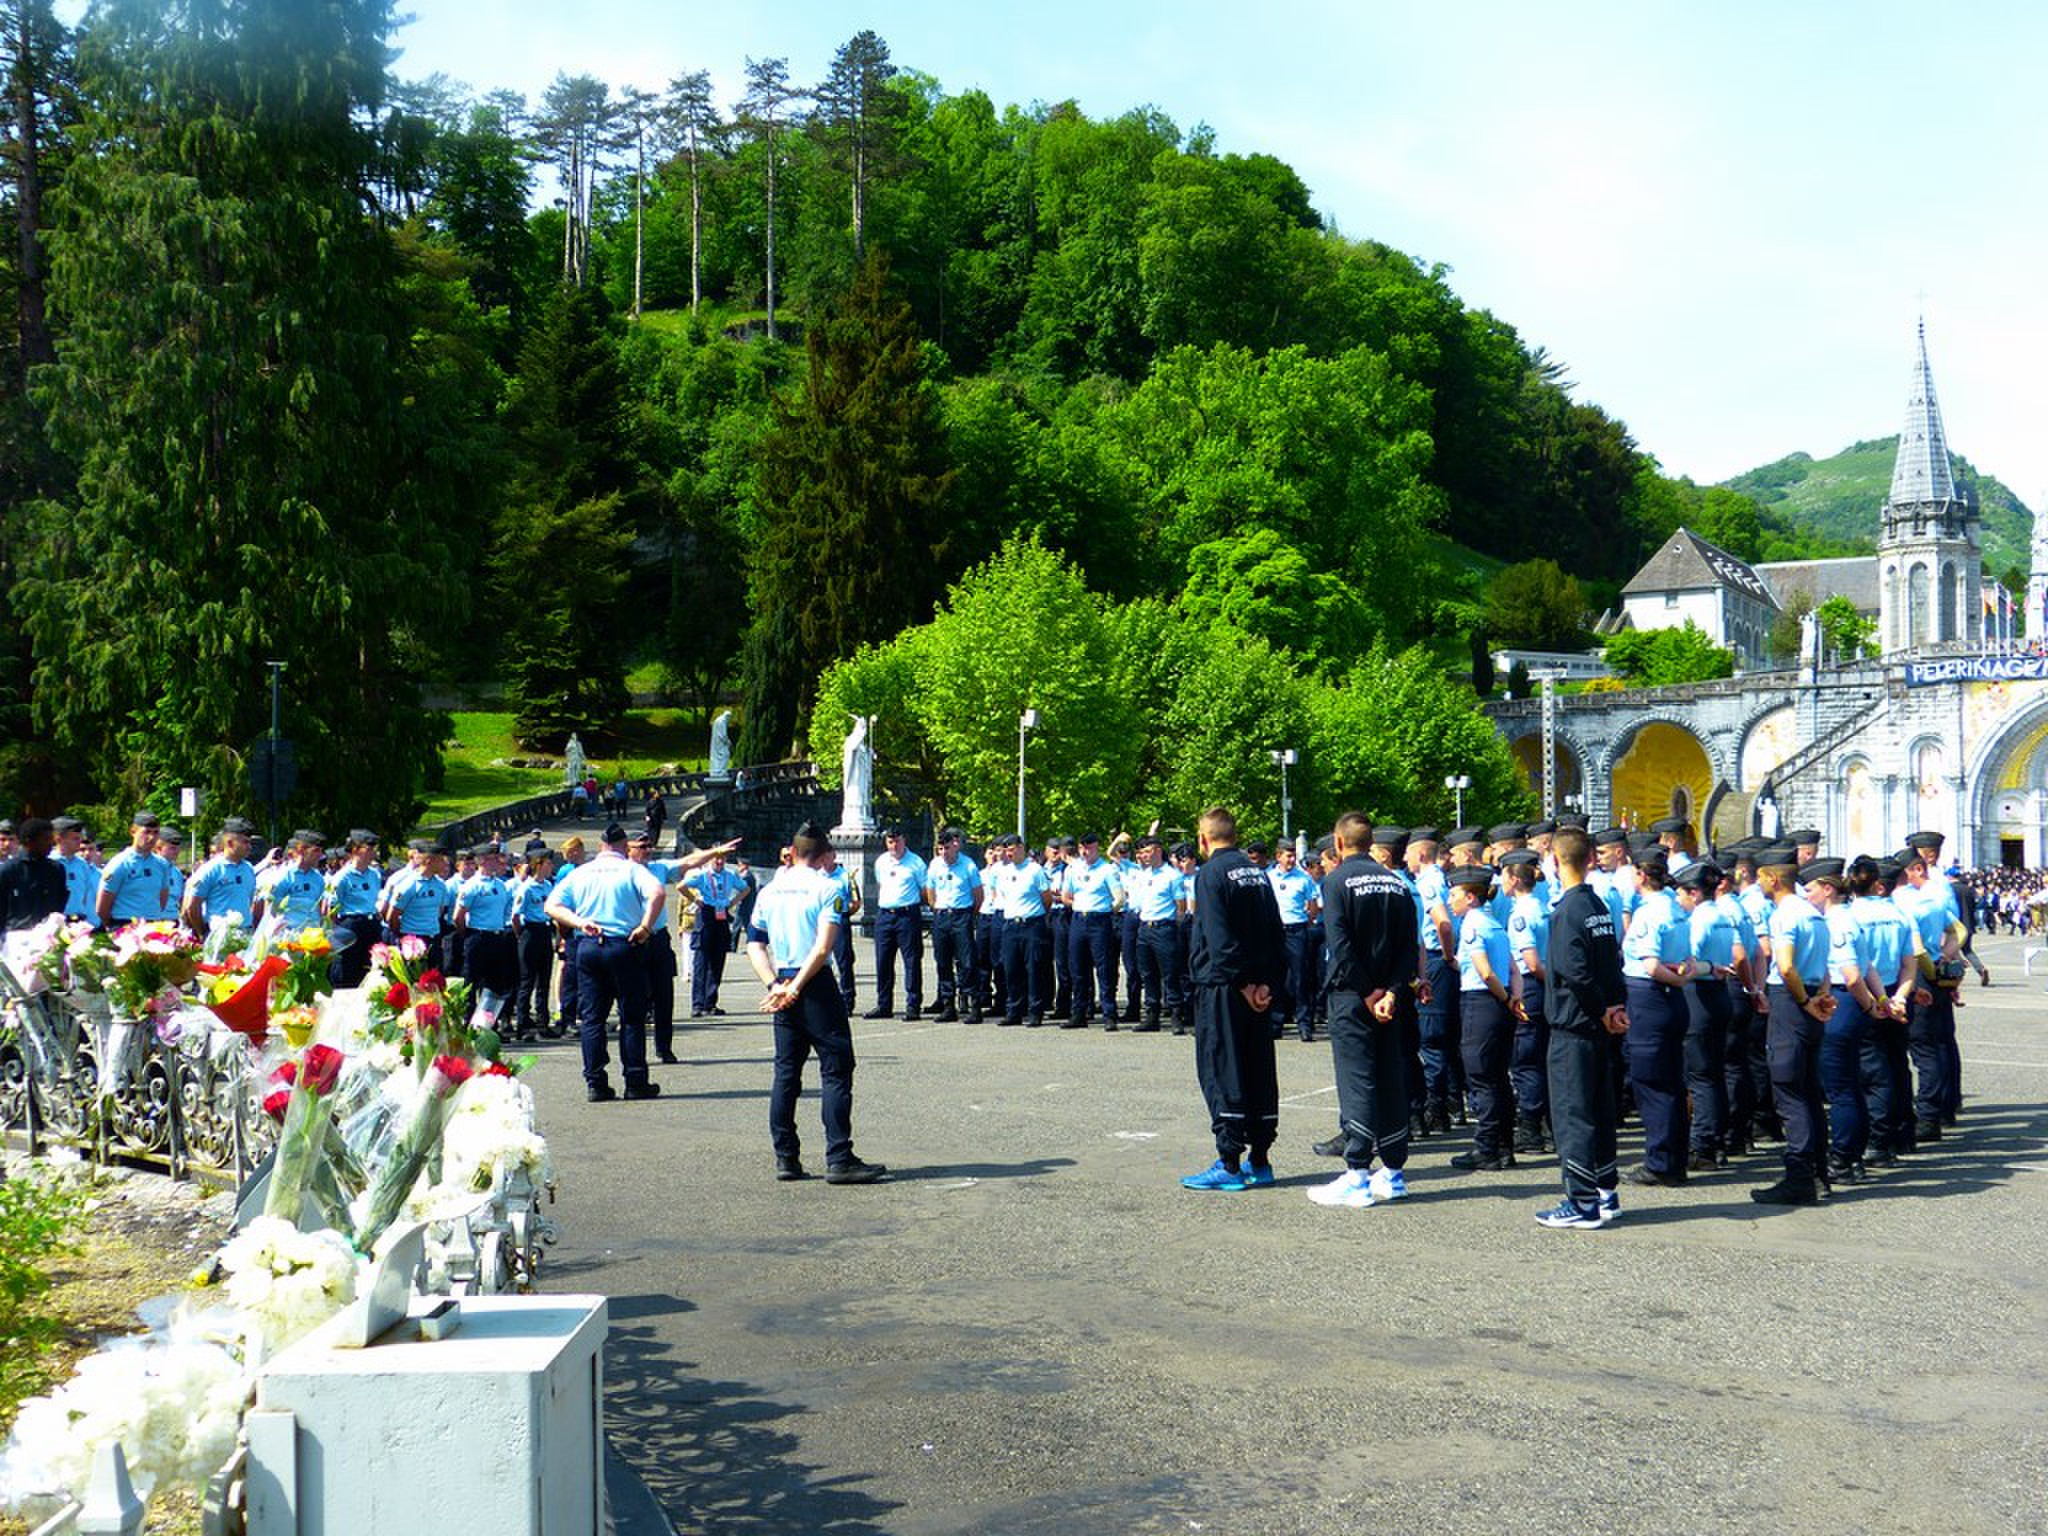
[[1135, 920, 1180, 1015], [1279, 924, 1317, 1032], [769, 974, 855, 1166], [1002, 915, 1047, 1021], [1511, 991, 1549, 1121], [1329, 990, 1410, 1170], [514, 925, 553, 1032], [1069, 911, 1117, 1021], [1193, 982, 1278, 1163], [1117, 911, 1139, 1012], [689, 913, 729, 1012], [1625, 978, 1688, 1176], [1458, 989, 1513, 1158], [1822, 987, 1871, 1165], [1684, 976, 1732, 1155], [930, 908, 976, 1012], [1723, 983, 1760, 1145], [1767, 985, 1827, 1183], [1908, 989, 1955, 1126], [1048, 908, 1072, 1016], [1863, 1007, 1915, 1154], [1420, 953, 1461, 1110], [576, 932, 650, 1090], [1548, 1026, 1619, 1209], [872, 905, 924, 1013]]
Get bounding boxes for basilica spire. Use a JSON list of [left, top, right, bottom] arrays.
[[1888, 318, 1958, 508]]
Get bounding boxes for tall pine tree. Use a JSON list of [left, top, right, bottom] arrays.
[[739, 252, 954, 757], [19, 0, 496, 831]]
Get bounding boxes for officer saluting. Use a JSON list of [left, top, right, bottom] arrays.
[[1180, 807, 1286, 1193], [1308, 813, 1420, 1209]]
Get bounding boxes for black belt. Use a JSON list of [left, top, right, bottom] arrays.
[[1141, 919, 1175, 927]]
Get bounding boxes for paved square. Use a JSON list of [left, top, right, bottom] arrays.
[[535, 934, 2048, 1535]]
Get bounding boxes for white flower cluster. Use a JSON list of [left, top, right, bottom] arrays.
[[440, 1073, 551, 1194], [0, 1329, 246, 1508], [216, 1216, 362, 1361]]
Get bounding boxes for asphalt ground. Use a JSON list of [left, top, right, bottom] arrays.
[[524, 930, 2048, 1536]]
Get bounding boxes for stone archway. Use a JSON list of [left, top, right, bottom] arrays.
[[1510, 733, 1584, 807], [1609, 721, 1717, 838], [1968, 697, 2048, 865]]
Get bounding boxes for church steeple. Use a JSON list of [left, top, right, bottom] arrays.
[[1888, 319, 1958, 507], [1877, 319, 1981, 652]]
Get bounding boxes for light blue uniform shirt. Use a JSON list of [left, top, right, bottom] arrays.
[[1894, 883, 1952, 961], [748, 866, 846, 972], [924, 854, 981, 911], [1854, 895, 1913, 990], [683, 866, 746, 915], [1456, 907, 1511, 992], [1718, 892, 1757, 966], [1621, 889, 1688, 980], [1269, 866, 1319, 926], [1507, 891, 1549, 978], [265, 867, 327, 931], [873, 850, 928, 910], [1587, 867, 1630, 937], [1065, 858, 1121, 915], [1128, 865, 1182, 922], [187, 857, 258, 926], [1690, 897, 1737, 972], [99, 848, 176, 923], [1767, 893, 1829, 987], [1824, 903, 1872, 987], [389, 873, 450, 938], [328, 865, 382, 919], [513, 873, 554, 925], [457, 873, 514, 932], [998, 860, 1052, 919], [1416, 865, 1449, 953], [551, 852, 662, 938], [62, 855, 100, 924]]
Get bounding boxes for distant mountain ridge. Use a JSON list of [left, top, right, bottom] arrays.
[[1725, 437, 2034, 581]]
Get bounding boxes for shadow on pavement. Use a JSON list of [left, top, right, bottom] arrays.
[[886, 1156, 1077, 1183], [605, 1292, 901, 1536]]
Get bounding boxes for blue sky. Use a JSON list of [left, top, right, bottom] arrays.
[[269, 4, 2048, 509]]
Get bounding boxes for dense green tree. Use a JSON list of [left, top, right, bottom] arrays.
[[1816, 594, 1876, 661], [18, 0, 495, 831], [492, 284, 648, 745], [421, 95, 535, 327], [1483, 559, 1587, 652], [1159, 636, 1312, 842], [1602, 621, 1734, 686], [1178, 527, 1374, 668], [741, 251, 955, 733]]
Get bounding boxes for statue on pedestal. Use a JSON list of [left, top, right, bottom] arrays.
[[708, 710, 733, 780], [836, 715, 875, 833], [564, 733, 587, 789]]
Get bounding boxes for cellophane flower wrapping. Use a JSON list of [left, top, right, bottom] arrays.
[[350, 1056, 473, 1253], [215, 1216, 361, 1364], [262, 1045, 346, 1225], [441, 1071, 552, 1193]]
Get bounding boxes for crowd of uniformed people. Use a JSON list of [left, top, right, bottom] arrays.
[[0, 798, 1981, 1222]]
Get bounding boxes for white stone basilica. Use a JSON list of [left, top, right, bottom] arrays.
[[1489, 324, 2048, 868]]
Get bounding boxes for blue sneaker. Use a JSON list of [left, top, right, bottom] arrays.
[[1535, 1197, 1605, 1230], [1598, 1189, 1622, 1224], [1241, 1161, 1276, 1188], [1181, 1160, 1248, 1192]]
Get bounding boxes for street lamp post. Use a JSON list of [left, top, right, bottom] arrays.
[[1445, 772, 1471, 826], [1017, 709, 1040, 842], [1270, 748, 1297, 839]]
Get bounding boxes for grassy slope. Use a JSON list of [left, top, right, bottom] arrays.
[[1725, 436, 2034, 577], [419, 710, 708, 828]]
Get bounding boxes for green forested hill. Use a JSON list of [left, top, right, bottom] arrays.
[[1725, 438, 2034, 581]]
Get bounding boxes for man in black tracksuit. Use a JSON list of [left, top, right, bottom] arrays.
[[1181, 807, 1287, 1190], [1320, 813, 1421, 1187], [1540, 826, 1630, 1227]]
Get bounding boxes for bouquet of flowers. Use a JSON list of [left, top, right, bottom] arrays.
[[351, 1053, 474, 1253], [270, 927, 336, 1013], [104, 921, 202, 1021], [213, 1216, 361, 1363], [441, 1067, 552, 1194], [366, 939, 483, 1071], [0, 1326, 246, 1507], [28, 916, 114, 995], [262, 1044, 347, 1225]]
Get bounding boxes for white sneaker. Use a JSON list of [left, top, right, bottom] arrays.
[[1369, 1167, 1409, 1202], [1308, 1168, 1374, 1208], [1598, 1188, 1622, 1224]]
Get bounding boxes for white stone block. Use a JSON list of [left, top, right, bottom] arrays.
[[251, 1295, 607, 1536]]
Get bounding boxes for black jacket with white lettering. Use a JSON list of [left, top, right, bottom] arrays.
[[1189, 847, 1283, 988], [1545, 882, 1625, 1036], [1320, 854, 1419, 995]]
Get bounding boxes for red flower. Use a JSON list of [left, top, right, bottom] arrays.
[[482, 1061, 513, 1078], [414, 1000, 443, 1030], [431, 1054, 473, 1088], [268, 1060, 298, 1087], [417, 969, 445, 991], [262, 1087, 292, 1122], [299, 1044, 344, 1096], [383, 981, 411, 1011]]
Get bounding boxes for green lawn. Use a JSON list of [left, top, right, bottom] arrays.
[[417, 710, 710, 830]]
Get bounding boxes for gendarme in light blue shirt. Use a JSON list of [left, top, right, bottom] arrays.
[[1128, 864, 1182, 922], [187, 857, 257, 926], [1457, 907, 1511, 992], [873, 849, 928, 910], [551, 852, 663, 938], [1767, 893, 1829, 987], [749, 865, 846, 971], [457, 873, 514, 932], [1507, 891, 1549, 978], [1065, 857, 1121, 914], [924, 853, 981, 911], [1621, 889, 1688, 980], [1269, 866, 1319, 926], [265, 867, 327, 931], [683, 865, 747, 915], [100, 847, 175, 923], [997, 860, 1051, 920]]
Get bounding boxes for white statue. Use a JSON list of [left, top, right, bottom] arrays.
[[1758, 792, 1781, 840], [564, 733, 587, 789], [838, 714, 875, 832], [708, 710, 733, 779], [1800, 608, 1820, 666]]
